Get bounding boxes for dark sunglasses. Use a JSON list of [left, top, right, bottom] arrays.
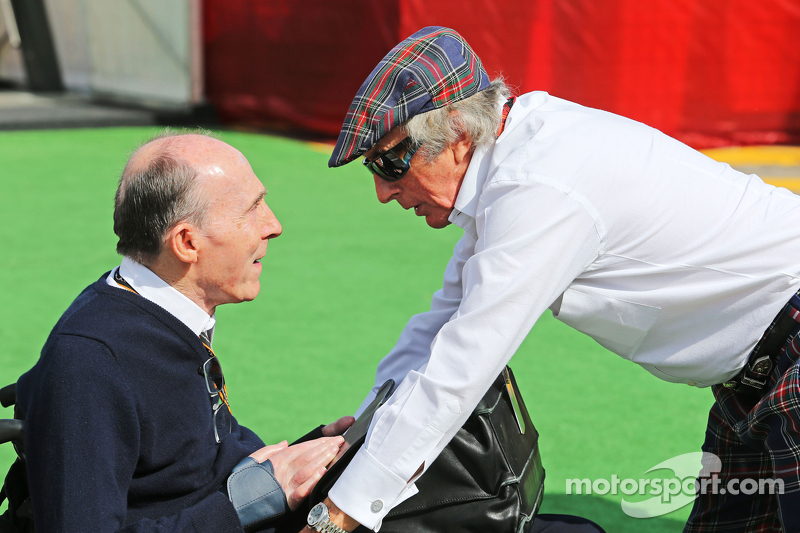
[[202, 355, 232, 443], [363, 137, 420, 182]]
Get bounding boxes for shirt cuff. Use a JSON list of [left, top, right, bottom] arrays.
[[328, 447, 418, 531]]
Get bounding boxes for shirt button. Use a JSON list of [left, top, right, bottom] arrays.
[[687, 381, 697, 387], [370, 500, 384, 513]]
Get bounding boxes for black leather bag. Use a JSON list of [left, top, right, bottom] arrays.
[[309, 366, 544, 533]]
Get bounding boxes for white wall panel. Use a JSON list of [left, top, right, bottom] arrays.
[[85, 0, 193, 107], [3, 0, 201, 108]]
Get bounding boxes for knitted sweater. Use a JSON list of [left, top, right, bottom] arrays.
[[16, 275, 266, 532]]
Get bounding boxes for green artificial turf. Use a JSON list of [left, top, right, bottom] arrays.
[[0, 127, 715, 531]]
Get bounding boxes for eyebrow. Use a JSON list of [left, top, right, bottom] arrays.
[[250, 189, 266, 210]]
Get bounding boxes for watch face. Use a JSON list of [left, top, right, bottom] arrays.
[[308, 502, 327, 526]]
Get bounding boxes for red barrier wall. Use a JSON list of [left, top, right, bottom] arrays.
[[204, 0, 800, 147], [203, 0, 399, 135]]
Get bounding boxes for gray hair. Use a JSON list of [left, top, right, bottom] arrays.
[[113, 129, 215, 265], [404, 78, 510, 162]]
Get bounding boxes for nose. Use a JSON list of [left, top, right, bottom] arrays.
[[373, 175, 402, 204], [260, 203, 282, 240]]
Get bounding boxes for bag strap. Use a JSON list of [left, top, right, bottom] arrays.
[[501, 367, 534, 436]]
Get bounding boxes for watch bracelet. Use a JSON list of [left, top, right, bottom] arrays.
[[317, 519, 347, 533]]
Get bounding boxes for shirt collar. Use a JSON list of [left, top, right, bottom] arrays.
[[448, 142, 493, 239], [108, 257, 216, 342], [447, 95, 506, 234]]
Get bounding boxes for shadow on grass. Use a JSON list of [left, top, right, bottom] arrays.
[[539, 493, 687, 533]]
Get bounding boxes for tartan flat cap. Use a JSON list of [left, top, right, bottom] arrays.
[[329, 26, 490, 168]]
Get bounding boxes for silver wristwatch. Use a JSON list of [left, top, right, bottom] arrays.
[[307, 502, 348, 533]]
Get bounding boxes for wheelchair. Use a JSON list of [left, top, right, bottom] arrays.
[[0, 382, 33, 533]]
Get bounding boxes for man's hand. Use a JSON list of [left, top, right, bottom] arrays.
[[322, 416, 355, 437], [301, 497, 361, 533], [249, 437, 344, 510]]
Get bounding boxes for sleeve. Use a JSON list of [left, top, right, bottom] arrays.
[[23, 335, 244, 533], [329, 177, 602, 530], [353, 232, 476, 417]]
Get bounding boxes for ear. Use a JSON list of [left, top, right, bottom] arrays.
[[446, 110, 473, 166], [166, 222, 200, 264], [451, 134, 473, 166]]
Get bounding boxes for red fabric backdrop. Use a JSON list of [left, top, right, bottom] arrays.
[[204, 0, 800, 147]]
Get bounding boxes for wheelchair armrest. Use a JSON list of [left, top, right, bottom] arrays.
[[1, 383, 16, 408], [0, 419, 23, 444]]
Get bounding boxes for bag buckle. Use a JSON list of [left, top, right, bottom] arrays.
[[744, 355, 773, 385], [725, 355, 773, 393]]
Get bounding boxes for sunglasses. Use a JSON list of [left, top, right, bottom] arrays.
[[202, 355, 232, 443], [363, 137, 420, 182]]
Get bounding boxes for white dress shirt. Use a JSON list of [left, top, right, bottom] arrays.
[[106, 257, 216, 342], [330, 91, 800, 529]]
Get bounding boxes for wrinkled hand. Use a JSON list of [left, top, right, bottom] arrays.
[[249, 436, 344, 511], [322, 416, 355, 437]]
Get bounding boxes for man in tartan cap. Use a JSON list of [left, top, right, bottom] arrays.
[[329, 26, 490, 171], [320, 26, 800, 533]]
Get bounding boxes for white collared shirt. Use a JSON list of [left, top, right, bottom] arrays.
[[106, 257, 216, 342], [330, 91, 800, 529]]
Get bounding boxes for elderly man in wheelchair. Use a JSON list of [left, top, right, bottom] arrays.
[[0, 132, 351, 533]]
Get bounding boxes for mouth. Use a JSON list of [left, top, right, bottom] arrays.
[[400, 202, 424, 216]]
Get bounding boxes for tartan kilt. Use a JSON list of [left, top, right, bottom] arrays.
[[685, 319, 800, 532]]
